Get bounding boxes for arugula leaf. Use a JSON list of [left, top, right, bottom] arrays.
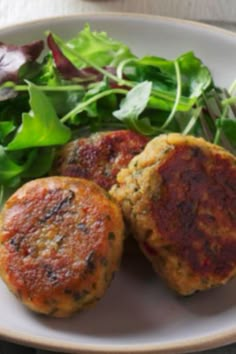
[[177, 52, 212, 98], [22, 147, 55, 178], [113, 81, 165, 135], [45, 90, 85, 117], [0, 146, 25, 183], [137, 52, 212, 98], [81, 81, 109, 118], [7, 82, 71, 150], [114, 81, 152, 121], [216, 118, 236, 148], [0, 24, 233, 205], [122, 52, 211, 112], [127, 56, 176, 92], [0, 146, 55, 207], [0, 121, 15, 141], [34, 53, 59, 86]]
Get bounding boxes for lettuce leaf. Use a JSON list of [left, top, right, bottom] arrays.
[[54, 24, 135, 70]]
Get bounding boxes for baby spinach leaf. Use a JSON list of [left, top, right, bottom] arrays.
[[113, 81, 152, 122], [7, 82, 71, 150]]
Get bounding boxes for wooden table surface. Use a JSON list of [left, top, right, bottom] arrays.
[[0, 1, 235, 353]]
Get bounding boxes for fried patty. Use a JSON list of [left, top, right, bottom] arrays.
[[0, 177, 124, 316], [110, 133, 236, 295], [52, 130, 149, 190]]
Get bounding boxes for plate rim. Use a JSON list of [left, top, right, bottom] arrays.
[[0, 321, 235, 354], [0, 12, 236, 354], [1, 11, 236, 39]]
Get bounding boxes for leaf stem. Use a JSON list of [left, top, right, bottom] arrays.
[[61, 88, 128, 123], [54, 34, 125, 85], [161, 60, 182, 129], [51, 35, 191, 110], [182, 107, 202, 135], [0, 185, 4, 207], [213, 127, 222, 144], [13, 84, 84, 92], [213, 105, 228, 145], [228, 79, 236, 95], [116, 58, 137, 79], [221, 96, 236, 106]]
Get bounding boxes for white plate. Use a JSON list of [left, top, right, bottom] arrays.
[[0, 13, 236, 354]]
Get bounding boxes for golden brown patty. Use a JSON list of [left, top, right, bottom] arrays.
[[52, 130, 149, 190], [110, 133, 236, 295], [0, 177, 124, 316]]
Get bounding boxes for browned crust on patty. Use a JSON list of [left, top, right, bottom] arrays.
[[0, 177, 124, 316], [52, 130, 149, 190], [110, 133, 236, 295]]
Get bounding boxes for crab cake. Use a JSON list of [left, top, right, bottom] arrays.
[[110, 133, 236, 295], [0, 177, 124, 317], [52, 130, 149, 190]]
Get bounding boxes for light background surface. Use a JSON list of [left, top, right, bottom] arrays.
[[0, 0, 236, 26]]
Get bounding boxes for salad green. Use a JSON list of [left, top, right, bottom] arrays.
[[0, 24, 235, 204]]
